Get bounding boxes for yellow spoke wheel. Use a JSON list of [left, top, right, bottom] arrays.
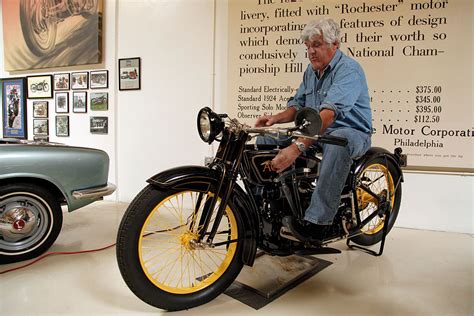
[[357, 163, 395, 235], [351, 158, 402, 246], [138, 190, 238, 294], [117, 184, 244, 311]]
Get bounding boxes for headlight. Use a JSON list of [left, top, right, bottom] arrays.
[[197, 107, 224, 144]]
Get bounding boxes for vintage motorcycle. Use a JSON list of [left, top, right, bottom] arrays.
[[116, 107, 406, 311], [30, 80, 49, 93], [20, 0, 98, 56]]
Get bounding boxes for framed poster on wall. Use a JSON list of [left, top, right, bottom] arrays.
[[119, 57, 141, 90], [2, 78, 27, 138], [54, 73, 70, 91], [27, 75, 53, 99], [55, 115, 69, 137], [2, 1, 104, 71]]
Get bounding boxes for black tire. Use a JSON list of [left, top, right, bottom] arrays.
[[20, 0, 57, 56], [350, 158, 402, 246], [116, 184, 244, 311], [0, 183, 63, 264]]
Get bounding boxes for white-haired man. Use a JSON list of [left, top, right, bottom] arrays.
[[255, 18, 372, 242]]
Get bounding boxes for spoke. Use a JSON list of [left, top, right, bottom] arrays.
[[196, 249, 219, 272], [163, 202, 183, 223], [201, 249, 222, 269], [150, 250, 182, 280], [141, 230, 182, 238], [184, 247, 205, 286], [141, 237, 180, 245], [143, 244, 181, 266], [162, 254, 180, 286]]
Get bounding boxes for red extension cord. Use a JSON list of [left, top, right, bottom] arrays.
[[0, 243, 116, 275]]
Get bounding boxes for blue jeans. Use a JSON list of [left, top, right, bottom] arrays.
[[256, 127, 371, 225]]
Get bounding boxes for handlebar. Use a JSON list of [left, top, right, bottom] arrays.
[[243, 126, 348, 147]]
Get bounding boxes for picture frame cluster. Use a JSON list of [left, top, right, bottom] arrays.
[[2, 69, 110, 140]]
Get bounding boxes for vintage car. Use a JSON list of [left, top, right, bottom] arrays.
[[0, 139, 116, 264]]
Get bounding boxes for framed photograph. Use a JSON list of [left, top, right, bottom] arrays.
[[119, 57, 141, 90], [27, 75, 53, 99], [90, 70, 108, 89], [55, 115, 69, 137], [2, 1, 103, 72], [33, 119, 49, 136], [54, 73, 70, 91], [33, 101, 48, 118], [73, 91, 87, 113], [2, 78, 27, 139], [55, 92, 69, 113], [90, 92, 108, 111], [71, 72, 88, 90], [90, 116, 108, 134]]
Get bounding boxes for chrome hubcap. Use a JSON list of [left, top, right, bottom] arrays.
[[0, 193, 51, 253], [0, 206, 38, 242]]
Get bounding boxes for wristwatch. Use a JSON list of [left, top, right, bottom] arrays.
[[294, 140, 307, 153]]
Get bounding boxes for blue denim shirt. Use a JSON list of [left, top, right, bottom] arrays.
[[287, 50, 372, 134]]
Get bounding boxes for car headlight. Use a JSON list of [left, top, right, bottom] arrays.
[[197, 107, 224, 144]]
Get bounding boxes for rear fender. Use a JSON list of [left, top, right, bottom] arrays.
[[349, 147, 404, 188], [147, 165, 259, 266]]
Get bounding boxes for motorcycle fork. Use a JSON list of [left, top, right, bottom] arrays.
[[195, 133, 247, 244]]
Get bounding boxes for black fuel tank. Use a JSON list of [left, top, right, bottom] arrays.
[[244, 144, 320, 184]]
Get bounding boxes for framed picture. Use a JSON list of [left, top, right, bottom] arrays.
[[2, 1, 103, 72], [90, 116, 108, 134], [71, 72, 88, 90], [2, 78, 27, 139], [33, 119, 49, 136], [55, 115, 69, 137], [119, 57, 141, 90], [90, 92, 108, 111], [55, 92, 69, 113], [73, 91, 87, 113], [54, 73, 70, 91], [90, 70, 108, 89], [33, 101, 48, 118], [27, 75, 53, 99]]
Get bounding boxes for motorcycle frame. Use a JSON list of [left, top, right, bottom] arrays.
[[147, 125, 405, 263]]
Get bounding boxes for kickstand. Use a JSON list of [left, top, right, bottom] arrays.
[[346, 207, 391, 257]]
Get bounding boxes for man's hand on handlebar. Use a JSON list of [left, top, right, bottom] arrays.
[[255, 115, 278, 127]]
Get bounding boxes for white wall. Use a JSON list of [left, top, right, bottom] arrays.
[[115, 0, 215, 201], [0, 0, 472, 234]]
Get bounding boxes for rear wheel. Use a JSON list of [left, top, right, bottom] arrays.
[[116, 184, 243, 311], [350, 158, 402, 246]]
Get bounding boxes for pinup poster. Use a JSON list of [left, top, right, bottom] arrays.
[[2, 0, 103, 71], [2, 78, 27, 139]]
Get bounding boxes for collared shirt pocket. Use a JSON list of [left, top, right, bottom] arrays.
[[304, 87, 315, 107]]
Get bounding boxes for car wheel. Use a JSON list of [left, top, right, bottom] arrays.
[[0, 183, 63, 264]]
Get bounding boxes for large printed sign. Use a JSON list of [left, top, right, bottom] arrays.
[[227, 0, 473, 172]]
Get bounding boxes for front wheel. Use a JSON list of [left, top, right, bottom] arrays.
[[0, 183, 63, 264], [116, 184, 244, 311], [350, 158, 402, 246]]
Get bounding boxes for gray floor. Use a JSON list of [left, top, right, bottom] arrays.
[[1, 201, 472, 315]]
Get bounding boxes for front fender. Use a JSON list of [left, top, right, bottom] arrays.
[[147, 165, 259, 266], [147, 165, 220, 190]]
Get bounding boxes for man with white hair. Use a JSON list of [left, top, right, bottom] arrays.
[[255, 18, 372, 242]]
